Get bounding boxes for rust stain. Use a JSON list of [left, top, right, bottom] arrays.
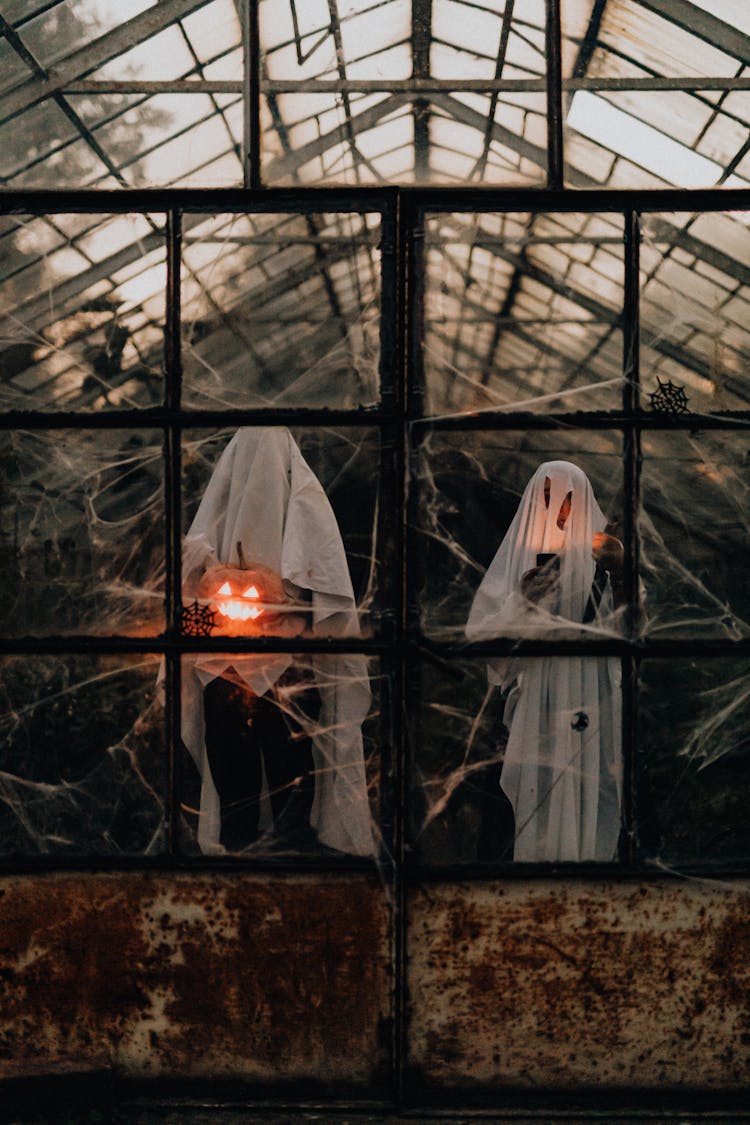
[[408, 879, 750, 1090], [0, 873, 391, 1085]]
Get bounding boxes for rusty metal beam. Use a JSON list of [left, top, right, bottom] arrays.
[[412, 0, 432, 181], [62, 75, 750, 93]]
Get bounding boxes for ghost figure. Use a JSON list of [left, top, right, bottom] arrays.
[[181, 427, 375, 858], [466, 460, 623, 862]]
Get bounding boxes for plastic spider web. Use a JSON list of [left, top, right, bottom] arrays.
[[181, 600, 217, 637], [1, 209, 750, 872], [649, 378, 690, 416]]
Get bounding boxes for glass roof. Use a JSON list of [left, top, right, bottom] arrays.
[[0, 1, 747, 189], [0, 1, 749, 414]]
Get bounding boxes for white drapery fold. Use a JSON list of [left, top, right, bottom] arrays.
[[467, 460, 622, 862], [181, 427, 375, 857]]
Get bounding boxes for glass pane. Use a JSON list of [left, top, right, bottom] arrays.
[[0, 36, 34, 95], [68, 92, 244, 189], [414, 430, 624, 641], [563, 0, 749, 189], [260, 0, 546, 185], [413, 655, 623, 865], [0, 214, 165, 411], [179, 655, 384, 860], [17, 2, 158, 68], [640, 431, 750, 640], [423, 212, 624, 416], [181, 212, 381, 409], [0, 430, 165, 637], [640, 211, 750, 413], [182, 427, 383, 639], [639, 658, 750, 864], [0, 654, 166, 857], [0, 0, 243, 188]]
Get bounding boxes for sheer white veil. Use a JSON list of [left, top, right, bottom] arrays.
[[467, 460, 608, 640], [181, 427, 375, 857], [466, 460, 622, 862]]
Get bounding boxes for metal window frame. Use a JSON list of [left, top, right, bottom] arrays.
[[1, 177, 750, 882], [3, 4, 750, 1112]]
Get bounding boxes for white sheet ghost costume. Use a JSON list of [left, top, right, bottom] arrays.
[[466, 461, 622, 862], [181, 427, 375, 857]]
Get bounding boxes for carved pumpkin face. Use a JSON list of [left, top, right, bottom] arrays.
[[215, 579, 262, 621], [197, 562, 286, 632]]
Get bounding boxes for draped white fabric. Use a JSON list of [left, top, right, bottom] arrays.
[[467, 461, 622, 862], [181, 427, 375, 857]]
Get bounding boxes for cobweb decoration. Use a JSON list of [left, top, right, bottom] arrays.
[[181, 599, 216, 637], [649, 378, 690, 416], [1, 422, 383, 861]]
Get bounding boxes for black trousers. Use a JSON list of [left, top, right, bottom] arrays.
[[203, 667, 319, 852]]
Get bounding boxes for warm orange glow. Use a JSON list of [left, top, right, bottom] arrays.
[[216, 598, 263, 621], [212, 578, 265, 622]]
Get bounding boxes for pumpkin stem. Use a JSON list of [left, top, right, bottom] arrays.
[[236, 540, 247, 569]]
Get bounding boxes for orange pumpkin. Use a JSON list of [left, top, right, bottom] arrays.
[[197, 560, 286, 633]]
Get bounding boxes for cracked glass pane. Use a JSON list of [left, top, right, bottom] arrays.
[[0, 653, 166, 857], [423, 212, 624, 416], [181, 212, 381, 409], [0, 213, 165, 411], [260, 0, 546, 185], [0, 429, 165, 638]]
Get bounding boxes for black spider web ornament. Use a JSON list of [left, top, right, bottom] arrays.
[[649, 377, 689, 416], [181, 599, 217, 637]]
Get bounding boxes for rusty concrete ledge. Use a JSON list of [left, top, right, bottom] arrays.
[[0, 871, 393, 1090], [407, 878, 750, 1092]]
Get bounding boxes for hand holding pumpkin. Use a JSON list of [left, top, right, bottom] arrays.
[[197, 560, 305, 636], [591, 532, 624, 573]]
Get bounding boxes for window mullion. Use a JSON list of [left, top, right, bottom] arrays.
[[165, 206, 183, 858], [545, 0, 564, 187], [246, 0, 261, 189], [623, 208, 642, 867]]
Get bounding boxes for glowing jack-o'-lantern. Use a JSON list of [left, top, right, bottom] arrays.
[[196, 549, 288, 634], [215, 579, 263, 622]]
